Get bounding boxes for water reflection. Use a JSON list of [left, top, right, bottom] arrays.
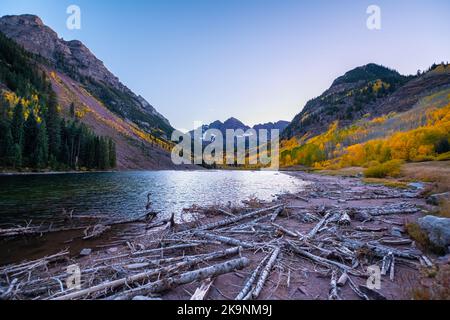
[[0, 170, 307, 226]]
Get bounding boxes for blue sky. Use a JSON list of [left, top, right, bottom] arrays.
[[1, 0, 449, 131]]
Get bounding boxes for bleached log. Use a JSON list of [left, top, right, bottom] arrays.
[[340, 238, 419, 260], [132, 243, 201, 257], [381, 252, 394, 277], [328, 270, 340, 300], [295, 196, 309, 203], [0, 278, 18, 299], [270, 207, 285, 222], [337, 272, 348, 287], [288, 242, 352, 272], [0, 227, 39, 237], [306, 212, 332, 239], [194, 231, 254, 248], [114, 257, 250, 299], [252, 247, 280, 299], [235, 253, 271, 300], [0, 250, 69, 276], [356, 226, 387, 232], [270, 223, 298, 237], [217, 209, 236, 217], [124, 263, 150, 270], [83, 224, 111, 240], [421, 255, 433, 268], [347, 276, 369, 300], [380, 238, 412, 245], [389, 254, 395, 281], [190, 278, 214, 300], [53, 247, 241, 300], [196, 205, 283, 231]]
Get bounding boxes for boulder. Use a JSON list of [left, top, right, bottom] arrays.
[[408, 182, 425, 190], [418, 215, 450, 252], [426, 192, 450, 206]]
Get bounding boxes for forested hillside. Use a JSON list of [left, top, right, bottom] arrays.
[[0, 31, 116, 171], [280, 64, 450, 175]]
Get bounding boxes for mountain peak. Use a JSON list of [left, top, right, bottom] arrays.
[[2, 14, 44, 26], [224, 117, 245, 125], [332, 63, 403, 86]]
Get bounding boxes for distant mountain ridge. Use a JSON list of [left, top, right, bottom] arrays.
[[190, 118, 289, 139]]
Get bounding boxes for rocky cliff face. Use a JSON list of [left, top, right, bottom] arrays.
[[0, 14, 172, 136], [0, 15, 120, 87]]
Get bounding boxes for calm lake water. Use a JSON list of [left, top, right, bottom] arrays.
[[0, 171, 307, 227]]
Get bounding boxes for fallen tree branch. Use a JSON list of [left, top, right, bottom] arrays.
[[306, 212, 332, 239], [235, 253, 271, 300], [288, 242, 352, 272], [53, 247, 241, 300], [195, 205, 283, 231], [252, 247, 280, 299], [194, 231, 255, 248], [113, 257, 250, 299]]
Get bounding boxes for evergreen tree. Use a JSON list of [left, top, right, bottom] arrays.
[[86, 136, 96, 168], [70, 102, 75, 118], [108, 138, 116, 168], [98, 137, 110, 170], [0, 119, 10, 164], [24, 111, 39, 166], [35, 120, 49, 168], [46, 91, 61, 159], [11, 102, 25, 150], [11, 143, 22, 168], [0, 96, 8, 120], [3, 126, 15, 166]]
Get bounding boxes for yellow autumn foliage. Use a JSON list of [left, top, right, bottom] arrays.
[[280, 101, 450, 170]]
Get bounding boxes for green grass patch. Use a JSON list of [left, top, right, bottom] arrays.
[[362, 178, 409, 189]]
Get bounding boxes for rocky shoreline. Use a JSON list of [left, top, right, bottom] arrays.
[[0, 171, 447, 300]]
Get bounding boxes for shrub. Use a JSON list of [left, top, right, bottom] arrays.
[[411, 264, 450, 300], [438, 199, 450, 218], [435, 151, 450, 161], [363, 159, 403, 178]]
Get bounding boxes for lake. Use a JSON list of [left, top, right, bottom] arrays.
[[0, 170, 308, 227]]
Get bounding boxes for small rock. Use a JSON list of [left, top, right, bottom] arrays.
[[107, 247, 118, 254], [426, 192, 450, 206], [353, 211, 373, 222], [391, 227, 403, 237], [80, 248, 92, 256], [418, 215, 450, 252]]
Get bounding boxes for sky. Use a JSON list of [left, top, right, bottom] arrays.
[[1, 0, 449, 131]]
